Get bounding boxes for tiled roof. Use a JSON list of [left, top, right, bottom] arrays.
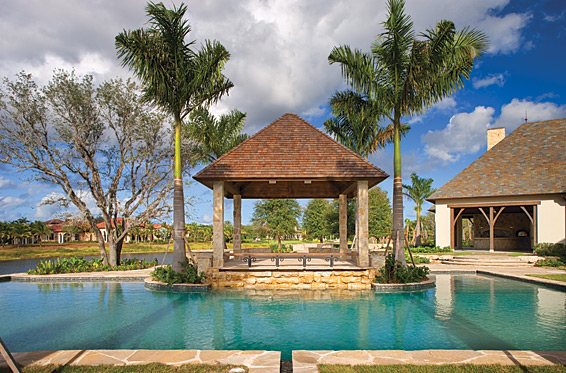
[[429, 118, 566, 201], [194, 113, 388, 182]]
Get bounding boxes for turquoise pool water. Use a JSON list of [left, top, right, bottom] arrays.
[[1, 275, 565, 360]]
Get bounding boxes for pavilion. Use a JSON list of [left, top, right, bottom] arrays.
[[194, 113, 389, 269]]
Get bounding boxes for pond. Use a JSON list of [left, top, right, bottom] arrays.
[[1, 274, 565, 360]]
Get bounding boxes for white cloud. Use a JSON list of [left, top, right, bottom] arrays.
[[473, 73, 507, 89], [433, 97, 458, 112], [422, 98, 566, 165], [495, 98, 566, 132], [201, 214, 213, 224], [0, 195, 27, 211], [0, 176, 16, 189], [422, 106, 495, 163], [405, 0, 532, 55]]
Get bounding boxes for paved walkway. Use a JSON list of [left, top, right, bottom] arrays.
[[292, 350, 566, 372], [1, 349, 280, 373]]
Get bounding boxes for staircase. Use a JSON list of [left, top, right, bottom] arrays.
[[441, 255, 535, 267]]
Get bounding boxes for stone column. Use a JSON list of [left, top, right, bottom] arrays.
[[213, 181, 225, 268], [339, 194, 348, 253], [233, 194, 242, 253], [357, 181, 369, 267]]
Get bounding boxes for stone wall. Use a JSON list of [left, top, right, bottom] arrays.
[[207, 269, 377, 289]]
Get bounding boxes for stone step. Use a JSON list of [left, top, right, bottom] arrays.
[[441, 258, 533, 266], [448, 256, 527, 263]]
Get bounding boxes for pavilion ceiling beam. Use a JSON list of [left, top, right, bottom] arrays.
[[341, 182, 358, 197], [223, 182, 240, 197]]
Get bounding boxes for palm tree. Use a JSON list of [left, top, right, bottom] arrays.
[[186, 108, 249, 164], [116, 2, 233, 271], [403, 173, 436, 247], [328, 0, 488, 264], [324, 90, 409, 159], [30, 221, 52, 248]]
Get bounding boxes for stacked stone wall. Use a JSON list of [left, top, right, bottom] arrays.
[[207, 269, 377, 289]]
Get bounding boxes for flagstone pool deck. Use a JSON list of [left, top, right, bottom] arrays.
[[2, 263, 565, 371]]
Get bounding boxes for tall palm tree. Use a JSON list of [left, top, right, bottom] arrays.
[[403, 173, 436, 247], [186, 108, 248, 164], [324, 90, 409, 159], [116, 2, 233, 271], [328, 0, 488, 264]]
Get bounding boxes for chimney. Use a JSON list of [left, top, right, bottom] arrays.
[[487, 127, 505, 150]]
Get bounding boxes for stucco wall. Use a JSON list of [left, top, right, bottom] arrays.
[[434, 194, 566, 248]]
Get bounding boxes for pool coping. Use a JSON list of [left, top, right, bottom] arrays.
[[2, 267, 566, 292], [2, 349, 565, 372]]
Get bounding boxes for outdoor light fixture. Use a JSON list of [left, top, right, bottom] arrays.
[[269, 180, 277, 184], [304, 180, 312, 184]]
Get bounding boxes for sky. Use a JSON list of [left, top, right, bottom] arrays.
[[0, 0, 565, 226]]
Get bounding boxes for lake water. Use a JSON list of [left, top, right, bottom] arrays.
[[0, 253, 169, 276], [1, 274, 565, 360]]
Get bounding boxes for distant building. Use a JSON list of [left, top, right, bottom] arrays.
[[429, 118, 566, 251]]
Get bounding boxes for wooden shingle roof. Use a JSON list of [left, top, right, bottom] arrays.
[[429, 118, 566, 201], [193, 113, 389, 199]]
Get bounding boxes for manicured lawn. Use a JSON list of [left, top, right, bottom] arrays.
[[0, 363, 247, 373], [528, 274, 566, 282], [0, 241, 277, 261], [318, 364, 566, 372]]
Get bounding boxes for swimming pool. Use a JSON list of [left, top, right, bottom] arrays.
[[1, 274, 565, 360]]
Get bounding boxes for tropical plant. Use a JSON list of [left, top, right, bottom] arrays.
[[374, 253, 430, 284], [116, 2, 233, 272], [151, 258, 206, 285], [186, 108, 248, 164], [402, 173, 436, 246], [328, 0, 488, 265], [28, 257, 158, 275], [251, 199, 301, 249]]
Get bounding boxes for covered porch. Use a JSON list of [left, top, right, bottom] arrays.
[[449, 201, 539, 252]]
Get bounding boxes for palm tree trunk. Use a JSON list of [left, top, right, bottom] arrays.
[[415, 208, 422, 247], [172, 116, 186, 272], [392, 118, 407, 265]]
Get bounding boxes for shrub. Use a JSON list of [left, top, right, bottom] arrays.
[[374, 254, 430, 284], [535, 258, 565, 268], [409, 256, 431, 265], [151, 258, 206, 286], [407, 246, 452, 254], [270, 244, 293, 253], [28, 257, 158, 275], [535, 243, 566, 261]]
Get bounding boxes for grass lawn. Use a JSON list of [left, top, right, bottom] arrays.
[[0, 363, 247, 373], [0, 241, 280, 261], [318, 364, 566, 372], [527, 274, 566, 282]]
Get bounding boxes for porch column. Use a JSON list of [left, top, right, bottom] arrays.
[[533, 205, 538, 250], [233, 194, 242, 253], [456, 217, 463, 250], [357, 181, 369, 266], [213, 181, 225, 268], [489, 206, 494, 253], [339, 194, 348, 253]]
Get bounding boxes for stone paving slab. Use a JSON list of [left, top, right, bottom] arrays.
[[292, 350, 566, 372], [9, 268, 153, 282], [0, 349, 280, 372]]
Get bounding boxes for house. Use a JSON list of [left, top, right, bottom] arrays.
[[429, 118, 566, 252], [43, 219, 96, 243]]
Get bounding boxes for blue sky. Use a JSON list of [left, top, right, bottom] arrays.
[[0, 0, 565, 226]]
